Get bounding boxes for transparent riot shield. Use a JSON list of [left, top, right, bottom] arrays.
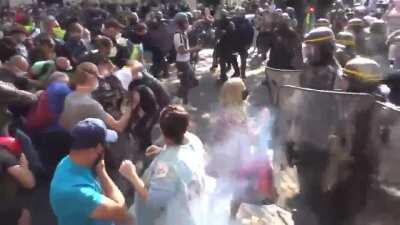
[[353, 102, 400, 225], [264, 67, 302, 106], [273, 85, 376, 225], [369, 102, 400, 189]]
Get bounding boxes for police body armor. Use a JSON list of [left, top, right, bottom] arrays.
[[300, 63, 339, 90], [300, 27, 340, 91], [274, 85, 376, 225]]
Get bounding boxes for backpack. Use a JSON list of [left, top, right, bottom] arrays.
[[26, 91, 55, 130]]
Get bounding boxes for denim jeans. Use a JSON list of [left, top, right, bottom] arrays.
[[175, 61, 198, 104]]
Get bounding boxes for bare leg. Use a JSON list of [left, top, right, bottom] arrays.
[[230, 199, 242, 220]]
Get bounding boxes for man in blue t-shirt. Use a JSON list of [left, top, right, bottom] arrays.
[[50, 118, 129, 225]]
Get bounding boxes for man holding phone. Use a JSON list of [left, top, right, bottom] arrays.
[[50, 118, 129, 225]]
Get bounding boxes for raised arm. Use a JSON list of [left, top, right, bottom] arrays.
[[91, 159, 128, 222], [0, 81, 37, 106]]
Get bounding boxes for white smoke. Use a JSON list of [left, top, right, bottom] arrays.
[[190, 106, 276, 225]]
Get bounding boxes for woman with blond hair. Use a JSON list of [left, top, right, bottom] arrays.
[[210, 77, 249, 172], [218, 77, 249, 123], [208, 78, 276, 220], [208, 78, 252, 219]]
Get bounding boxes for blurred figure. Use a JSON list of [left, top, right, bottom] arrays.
[[384, 0, 400, 34], [41, 16, 65, 41], [119, 105, 206, 225], [209, 78, 275, 218], [0, 37, 18, 62], [366, 19, 388, 56], [231, 7, 254, 78], [144, 12, 172, 78], [267, 13, 302, 70], [29, 36, 56, 63], [91, 55, 125, 120], [387, 30, 400, 70], [255, 5, 273, 61], [209, 78, 250, 218], [26, 72, 71, 173], [342, 57, 384, 98], [217, 18, 240, 81], [0, 148, 35, 225], [29, 60, 56, 87], [336, 31, 357, 67], [0, 79, 37, 136], [82, 35, 114, 63], [329, 8, 347, 34], [383, 71, 400, 105], [114, 60, 170, 111], [0, 55, 31, 90], [8, 25, 29, 58], [50, 118, 129, 225], [128, 85, 159, 154], [59, 62, 132, 133], [173, 13, 201, 105], [315, 18, 331, 28], [55, 57, 73, 73], [300, 27, 340, 90], [347, 18, 368, 55], [64, 22, 87, 65], [81, 0, 109, 36], [102, 18, 134, 68]]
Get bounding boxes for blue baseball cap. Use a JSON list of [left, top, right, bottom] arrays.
[[70, 118, 118, 150]]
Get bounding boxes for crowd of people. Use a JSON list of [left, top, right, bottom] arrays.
[[2, 0, 400, 225]]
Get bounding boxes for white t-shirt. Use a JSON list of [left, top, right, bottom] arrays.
[[174, 32, 191, 62], [114, 67, 133, 91]]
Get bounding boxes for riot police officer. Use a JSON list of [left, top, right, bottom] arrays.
[[366, 19, 388, 56], [315, 18, 331, 28], [231, 7, 254, 79], [343, 57, 384, 98], [300, 27, 340, 90], [347, 18, 367, 55], [336, 31, 357, 67]]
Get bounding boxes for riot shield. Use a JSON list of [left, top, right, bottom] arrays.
[[273, 85, 376, 225], [369, 102, 400, 190], [264, 67, 302, 106], [352, 102, 400, 225]]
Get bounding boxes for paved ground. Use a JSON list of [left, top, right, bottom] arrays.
[[29, 49, 295, 225]]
